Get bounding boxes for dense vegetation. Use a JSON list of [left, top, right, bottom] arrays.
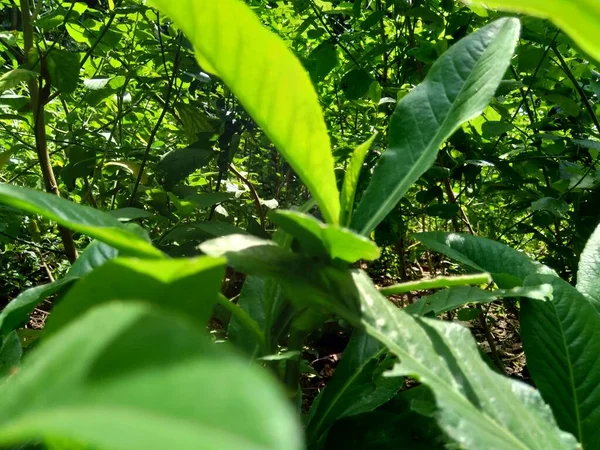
[[0, 0, 599, 448]]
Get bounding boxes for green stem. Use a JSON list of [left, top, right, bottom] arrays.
[[379, 273, 492, 296]]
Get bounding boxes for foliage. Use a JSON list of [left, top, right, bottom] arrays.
[[0, 0, 599, 449]]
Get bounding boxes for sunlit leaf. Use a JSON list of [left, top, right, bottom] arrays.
[[463, 0, 600, 63], [0, 184, 163, 259], [149, 0, 341, 224]]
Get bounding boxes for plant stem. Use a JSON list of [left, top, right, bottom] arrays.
[[379, 273, 492, 296], [20, 0, 78, 264]]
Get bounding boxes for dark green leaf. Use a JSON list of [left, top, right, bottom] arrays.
[[416, 232, 554, 287], [46, 49, 80, 95], [156, 138, 217, 189], [306, 330, 402, 445], [521, 274, 600, 449], [341, 69, 373, 100], [352, 19, 520, 234]]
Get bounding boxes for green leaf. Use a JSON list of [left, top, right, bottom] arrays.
[[0, 331, 21, 379], [107, 208, 153, 222], [340, 133, 377, 226], [416, 232, 554, 287], [463, 0, 600, 63], [521, 274, 600, 449], [185, 192, 233, 209], [200, 235, 358, 317], [0, 183, 163, 259], [0, 239, 119, 338], [162, 222, 248, 243], [46, 49, 80, 95], [577, 223, 600, 310], [351, 270, 578, 450], [324, 387, 449, 449], [532, 197, 570, 217], [0, 303, 303, 450], [351, 18, 520, 235], [341, 69, 373, 100], [269, 210, 380, 263], [404, 284, 553, 316], [44, 256, 225, 334], [306, 330, 402, 445], [156, 138, 217, 189], [0, 69, 37, 94], [227, 276, 267, 356], [149, 0, 340, 224], [199, 234, 308, 280], [0, 278, 74, 339]]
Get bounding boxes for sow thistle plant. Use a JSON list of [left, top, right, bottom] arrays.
[[0, 0, 598, 449]]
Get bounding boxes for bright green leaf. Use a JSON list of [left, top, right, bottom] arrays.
[[44, 256, 225, 334], [269, 210, 380, 263], [0, 69, 37, 94], [148, 0, 341, 224], [463, 0, 600, 63], [0, 184, 163, 259], [404, 284, 553, 316], [340, 133, 377, 226], [416, 232, 555, 287]]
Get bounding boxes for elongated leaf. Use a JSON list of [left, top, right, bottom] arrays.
[[521, 274, 600, 449], [306, 330, 402, 445], [269, 210, 380, 263], [577, 223, 600, 310], [350, 270, 578, 449], [200, 235, 359, 317], [0, 69, 37, 94], [0, 239, 119, 338], [405, 284, 553, 316], [0, 331, 21, 379], [45, 256, 225, 334], [149, 0, 340, 224], [0, 278, 73, 339], [0, 303, 303, 450], [324, 387, 449, 449], [0, 184, 163, 259], [228, 276, 267, 356], [463, 0, 600, 63], [352, 19, 520, 234], [340, 134, 377, 226], [162, 222, 249, 244], [416, 232, 554, 287], [199, 234, 307, 279]]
